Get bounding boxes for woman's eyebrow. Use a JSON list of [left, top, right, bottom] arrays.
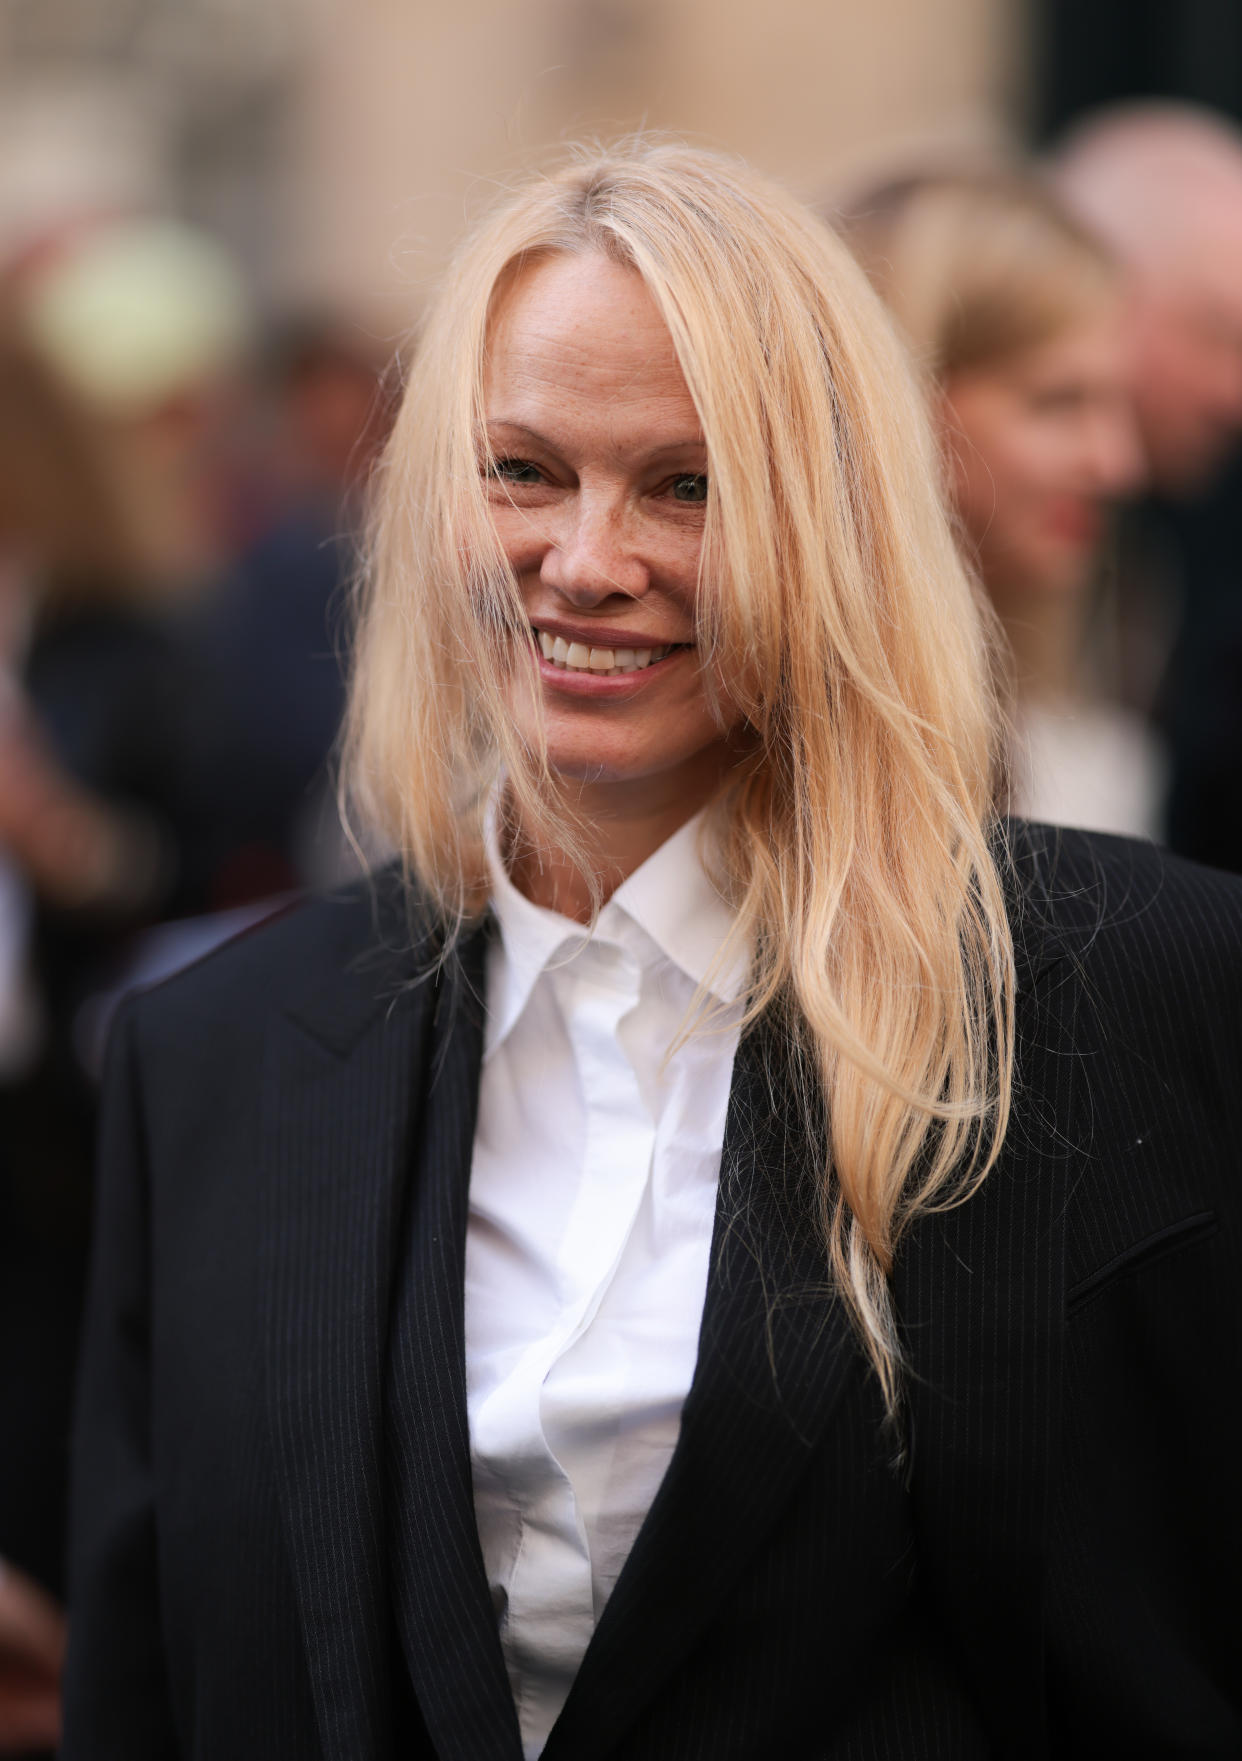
[[483, 419, 706, 459], [483, 420, 548, 448]]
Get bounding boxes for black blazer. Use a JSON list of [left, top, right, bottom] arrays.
[[63, 824, 1242, 1760]]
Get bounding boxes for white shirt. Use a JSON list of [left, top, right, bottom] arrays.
[[464, 812, 746, 1760], [1013, 698, 1168, 841]]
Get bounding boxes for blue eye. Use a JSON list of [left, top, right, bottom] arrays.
[[488, 456, 543, 485], [671, 473, 708, 503]]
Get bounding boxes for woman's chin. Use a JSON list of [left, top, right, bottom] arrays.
[[542, 745, 662, 789], [539, 732, 739, 802]]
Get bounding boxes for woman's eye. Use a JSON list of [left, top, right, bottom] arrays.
[[670, 473, 708, 503], [487, 456, 544, 486]]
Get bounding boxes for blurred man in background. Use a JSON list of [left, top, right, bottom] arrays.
[[1052, 103, 1242, 868], [182, 316, 394, 910], [1052, 103, 1242, 497]]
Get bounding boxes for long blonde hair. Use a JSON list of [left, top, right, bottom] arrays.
[[344, 141, 1015, 1414]]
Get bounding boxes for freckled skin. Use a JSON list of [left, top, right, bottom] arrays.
[[483, 253, 745, 833]]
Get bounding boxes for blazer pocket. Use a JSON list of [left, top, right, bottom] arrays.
[[1066, 1210, 1219, 1318]]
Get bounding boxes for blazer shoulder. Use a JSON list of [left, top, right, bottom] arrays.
[[1004, 818, 1242, 988], [1006, 823, 1242, 1169], [986, 826, 1242, 1352], [118, 866, 440, 1067]]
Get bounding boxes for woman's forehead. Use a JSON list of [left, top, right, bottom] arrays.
[[484, 252, 697, 429]]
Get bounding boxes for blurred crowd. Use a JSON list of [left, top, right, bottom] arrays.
[[0, 206, 394, 1754], [4, 95, 1242, 1757]]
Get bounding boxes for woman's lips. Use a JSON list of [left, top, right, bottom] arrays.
[[1043, 497, 1103, 548], [531, 639, 689, 697]]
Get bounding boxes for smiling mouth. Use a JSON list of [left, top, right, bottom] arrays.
[[533, 627, 689, 677]]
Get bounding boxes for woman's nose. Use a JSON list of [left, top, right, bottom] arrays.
[[539, 495, 650, 603], [1086, 402, 1146, 498]]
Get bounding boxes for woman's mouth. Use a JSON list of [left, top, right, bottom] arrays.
[[1043, 496, 1103, 549], [533, 628, 687, 677]]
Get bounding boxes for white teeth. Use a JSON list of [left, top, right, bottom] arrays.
[[533, 629, 678, 675]]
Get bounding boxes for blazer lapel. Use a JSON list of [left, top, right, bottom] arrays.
[[262, 898, 438, 1761], [544, 1013, 869, 1761], [384, 928, 525, 1761], [549, 832, 1079, 1761]]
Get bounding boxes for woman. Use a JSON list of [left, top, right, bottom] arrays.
[[64, 144, 1241, 1759], [842, 170, 1158, 836]]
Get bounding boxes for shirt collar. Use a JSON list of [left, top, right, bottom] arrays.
[[604, 811, 746, 1003], [483, 805, 746, 1060], [484, 815, 585, 1059]]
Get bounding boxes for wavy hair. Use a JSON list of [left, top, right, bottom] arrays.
[[342, 141, 1015, 1415]]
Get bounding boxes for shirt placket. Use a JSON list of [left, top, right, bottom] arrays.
[[502, 937, 653, 1740]]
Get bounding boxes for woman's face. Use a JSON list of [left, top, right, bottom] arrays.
[[482, 251, 743, 811], [941, 306, 1143, 597]]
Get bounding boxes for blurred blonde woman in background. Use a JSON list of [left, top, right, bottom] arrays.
[[844, 169, 1160, 837], [65, 143, 1241, 1760]]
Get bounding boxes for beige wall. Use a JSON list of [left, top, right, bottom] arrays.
[[279, 0, 1025, 326]]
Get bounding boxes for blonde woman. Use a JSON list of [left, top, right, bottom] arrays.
[[843, 169, 1160, 837], [65, 144, 1241, 1760]]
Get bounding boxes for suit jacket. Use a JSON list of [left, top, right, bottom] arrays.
[[62, 823, 1242, 1760]]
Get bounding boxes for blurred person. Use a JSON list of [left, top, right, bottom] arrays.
[[265, 315, 394, 507], [0, 315, 194, 1758], [843, 168, 1152, 835], [1051, 103, 1242, 868], [184, 315, 395, 908], [0, 215, 258, 958], [1149, 440, 1242, 872], [64, 141, 1242, 1761], [0, 212, 249, 1759], [0, 1560, 64, 1756], [12, 215, 252, 592], [1051, 103, 1242, 499]]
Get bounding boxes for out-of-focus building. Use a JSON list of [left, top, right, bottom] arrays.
[[280, 0, 1025, 326], [0, 0, 300, 288], [0, 0, 1027, 332]]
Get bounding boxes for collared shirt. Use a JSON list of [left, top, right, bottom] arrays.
[[464, 811, 746, 1759]]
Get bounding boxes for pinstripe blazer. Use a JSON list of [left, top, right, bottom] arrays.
[[63, 823, 1242, 1760]]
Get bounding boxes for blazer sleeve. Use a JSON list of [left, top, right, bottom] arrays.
[[61, 999, 180, 1759]]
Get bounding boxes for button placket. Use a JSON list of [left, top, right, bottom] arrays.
[[502, 937, 655, 1726], [553, 945, 651, 1325]]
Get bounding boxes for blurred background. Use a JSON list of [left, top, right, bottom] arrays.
[[0, 0, 1022, 327], [7, 1, 1240, 310], [3, 0, 1242, 1751]]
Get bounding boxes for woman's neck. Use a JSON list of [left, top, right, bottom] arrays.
[[506, 763, 724, 924], [987, 577, 1090, 705]]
